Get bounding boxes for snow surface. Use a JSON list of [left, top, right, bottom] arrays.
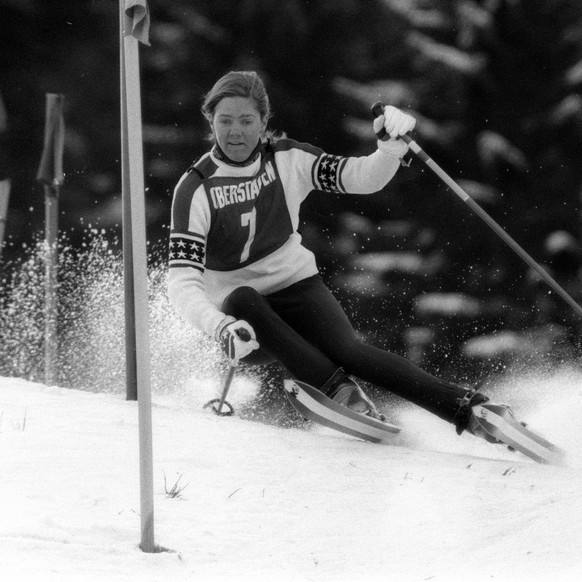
[[1, 369, 582, 582]]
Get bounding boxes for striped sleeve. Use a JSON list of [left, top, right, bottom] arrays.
[[169, 169, 209, 272], [168, 169, 227, 336], [272, 138, 349, 194], [310, 148, 402, 195], [274, 138, 403, 195], [312, 153, 349, 193], [169, 232, 205, 272]]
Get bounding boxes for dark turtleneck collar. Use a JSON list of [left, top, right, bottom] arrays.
[[212, 140, 264, 167]]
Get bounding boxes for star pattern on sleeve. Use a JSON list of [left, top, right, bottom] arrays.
[[314, 153, 348, 193], [169, 232, 206, 271]]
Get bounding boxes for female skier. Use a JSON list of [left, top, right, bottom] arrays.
[[168, 70, 496, 441]]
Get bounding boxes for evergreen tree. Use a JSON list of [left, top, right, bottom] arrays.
[[351, 0, 582, 298]]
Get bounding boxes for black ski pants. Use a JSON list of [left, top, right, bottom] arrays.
[[222, 274, 469, 424]]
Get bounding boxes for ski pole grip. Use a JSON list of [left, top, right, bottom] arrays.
[[236, 328, 252, 342], [371, 101, 385, 121], [371, 101, 413, 145]]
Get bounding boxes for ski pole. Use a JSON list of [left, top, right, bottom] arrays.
[[216, 362, 237, 415], [372, 101, 582, 320], [203, 327, 252, 416], [203, 359, 238, 416]]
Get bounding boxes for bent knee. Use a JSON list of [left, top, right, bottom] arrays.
[[222, 286, 264, 317]]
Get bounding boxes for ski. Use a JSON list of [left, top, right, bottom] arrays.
[[283, 378, 400, 444], [472, 403, 567, 466]]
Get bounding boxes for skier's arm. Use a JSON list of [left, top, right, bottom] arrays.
[[168, 267, 228, 337], [308, 107, 416, 194], [339, 105, 416, 194], [167, 179, 231, 337]]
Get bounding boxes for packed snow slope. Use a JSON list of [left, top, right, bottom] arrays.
[[1, 369, 582, 582]]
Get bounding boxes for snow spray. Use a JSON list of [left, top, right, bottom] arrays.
[[0, 230, 289, 423], [1, 229, 580, 452]]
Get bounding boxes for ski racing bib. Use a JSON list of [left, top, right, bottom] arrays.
[[203, 158, 293, 271]]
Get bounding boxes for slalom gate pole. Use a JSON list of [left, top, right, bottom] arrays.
[[0, 179, 9, 259], [43, 181, 59, 385], [120, 0, 155, 553], [371, 102, 582, 320], [0, 91, 9, 260], [36, 93, 65, 386]]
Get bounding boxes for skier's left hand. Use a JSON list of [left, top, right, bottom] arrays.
[[373, 105, 416, 139], [373, 105, 416, 157]]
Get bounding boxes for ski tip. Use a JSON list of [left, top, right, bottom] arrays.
[[543, 446, 569, 467]]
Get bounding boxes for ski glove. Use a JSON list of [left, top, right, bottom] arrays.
[[217, 318, 259, 362], [373, 105, 416, 158]]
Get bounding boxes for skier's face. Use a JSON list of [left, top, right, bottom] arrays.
[[212, 97, 267, 162]]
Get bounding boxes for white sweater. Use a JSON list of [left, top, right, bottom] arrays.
[[168, 137, 404, 337]]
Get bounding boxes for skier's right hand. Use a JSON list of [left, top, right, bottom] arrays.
[[217, 318, 259, 362]]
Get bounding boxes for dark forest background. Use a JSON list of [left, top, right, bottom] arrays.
[[1, 0, 582, 383]]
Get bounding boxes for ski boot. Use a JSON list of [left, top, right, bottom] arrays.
[[453, 389, 504, 444], [321, 368, 386, 421]]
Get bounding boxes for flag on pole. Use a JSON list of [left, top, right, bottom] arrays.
[[120, 0, 156, 554], [124, 0, 151, 45]]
